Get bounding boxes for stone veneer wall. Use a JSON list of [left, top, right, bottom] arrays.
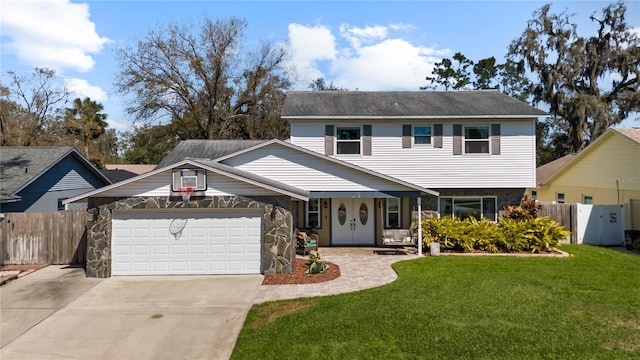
[[85, 195, 293, 278]]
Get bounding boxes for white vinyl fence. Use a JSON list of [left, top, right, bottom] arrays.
[[576, 204, 626, 246]]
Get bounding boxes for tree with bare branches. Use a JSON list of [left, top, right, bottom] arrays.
[[0, 68, 69, 146], [114, 16, 291, 141]]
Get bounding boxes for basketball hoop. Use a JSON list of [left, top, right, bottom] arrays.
[[178, 187, 194, 204]]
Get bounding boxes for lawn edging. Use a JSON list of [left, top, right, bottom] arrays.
[[432, 247, 570, 258]]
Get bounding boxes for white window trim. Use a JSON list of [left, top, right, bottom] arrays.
[[438, 196, 498, 221], [556, 193, 565, 204], [385, 198, 401, 228], [531, 190, 537, 200], [335, 125, 362, 155], [463, 125, 491, 155], [413, 125, 432, 146], [305, 199, 321, 228]]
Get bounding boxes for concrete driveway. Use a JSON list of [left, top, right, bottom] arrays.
[[1, 265, 263, 360]]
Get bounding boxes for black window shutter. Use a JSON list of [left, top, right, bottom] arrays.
[[325, 125, 334, 155], [433, 124, 443, 148], [453, 124, 462, 155], [402, 125, 412, 148], [363, 125, 372, 156], [491, 124, 501, 155]]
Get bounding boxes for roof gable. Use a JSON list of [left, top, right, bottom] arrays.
[[63, 159, 308, 204], [538, 127, 640, 186], [282, 91, 549, 118], [1, 147, 110, 201], [217, 139, 438, 196]]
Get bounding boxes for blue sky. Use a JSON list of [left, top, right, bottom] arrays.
[[2, 0, 639, 132]]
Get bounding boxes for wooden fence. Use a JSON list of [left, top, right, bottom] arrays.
[[0, 209, 87, 265], [537, 202, 577, 244]]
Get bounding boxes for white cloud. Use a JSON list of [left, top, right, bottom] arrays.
[[331, 39, 447, 91], [339, 24, 388, 48], [64, 78, 107, 102], [287, 22, 450, 91], [1, 0, 110, 73], [287, 23, 337, 85]]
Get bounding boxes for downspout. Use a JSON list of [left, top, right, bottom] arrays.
[[616, 179, 620, 205]]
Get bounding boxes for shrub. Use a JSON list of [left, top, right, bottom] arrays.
[[421, 215, 568, 254], [633, 238, 640, 251], [503, 194, 543, 221]]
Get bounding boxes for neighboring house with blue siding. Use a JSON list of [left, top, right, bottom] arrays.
[[0, 147, 111, 213]]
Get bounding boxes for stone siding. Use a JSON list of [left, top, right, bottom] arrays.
[[85, 195, 294, 278]]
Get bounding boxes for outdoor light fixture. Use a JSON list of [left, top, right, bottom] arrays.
[[323, 200, 328, 208]]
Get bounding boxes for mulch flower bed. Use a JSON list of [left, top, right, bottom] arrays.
[[262, 258, 340, 285]]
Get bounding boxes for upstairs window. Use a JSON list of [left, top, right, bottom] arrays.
[[336, 126, 361, 154], [464, 125, 490, 154], [413, 126, 432, 145]]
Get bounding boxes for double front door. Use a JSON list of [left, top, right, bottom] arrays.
[[331, 198, 375, 245]]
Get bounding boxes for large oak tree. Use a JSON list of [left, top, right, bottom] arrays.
[[508, 1, 640, 153], [114, 16, 291, 141]]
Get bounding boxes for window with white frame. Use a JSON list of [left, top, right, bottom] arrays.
[[439, 197, 497, 221], [306, 199, 321, 228], [557, 193, 565, 204], [336, 126, 361, 154], [413, 126, 432, 145], [531, 190, 537, 200], [386, 198, 401, 228], [464, 125, 490, 154], [582, 195, 593, 204]]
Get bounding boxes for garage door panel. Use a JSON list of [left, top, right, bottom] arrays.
[[112, 211, 262, 275], [134, 245, 150, 255], [153, 244, 169, 255], [190, 244, 207, 255]]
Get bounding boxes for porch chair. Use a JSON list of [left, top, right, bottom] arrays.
[[296, 229, 319, 255]]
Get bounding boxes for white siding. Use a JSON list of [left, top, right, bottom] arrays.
[[290, 119, 536, 188], [97, 169, 280, 198], [221, 144, 413, 192]]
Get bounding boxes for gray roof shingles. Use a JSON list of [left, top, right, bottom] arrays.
[[157, 140, 267, 168], [282, 90, 549, 118], [1, 147, 77, 201]]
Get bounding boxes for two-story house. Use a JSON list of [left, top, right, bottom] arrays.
[[64, 91, 547, 277]]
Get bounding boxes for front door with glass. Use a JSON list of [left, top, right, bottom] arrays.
[[331, 198, 375, 245]]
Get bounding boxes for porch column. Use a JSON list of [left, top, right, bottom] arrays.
[[417, 196, 422, 256]]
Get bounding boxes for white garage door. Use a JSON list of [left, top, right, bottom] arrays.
[[112, 210, 262, 275]]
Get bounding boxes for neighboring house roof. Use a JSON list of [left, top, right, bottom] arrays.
[[63, 159, 309, 204], [101, 169, 139, 183], [536, 154, 577, 186], [1, 146, 111, 203], [537, 127, 640, 186], [104, 164, 156, 174], [102, 164, 156, 183], [612, 127, 640, 144], [282, 90, 549, 119], [156, 140, 267, 168]]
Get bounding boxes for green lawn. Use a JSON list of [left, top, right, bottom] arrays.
[[232, 245, 640, 359]]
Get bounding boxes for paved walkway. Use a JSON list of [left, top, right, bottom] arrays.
[[254, 247, 420, 304]]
